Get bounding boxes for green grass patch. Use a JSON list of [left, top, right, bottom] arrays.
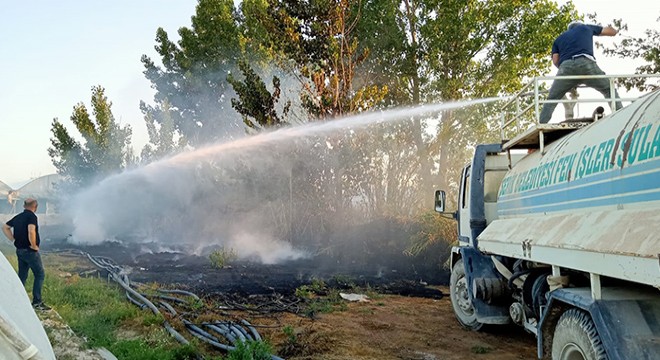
[[226, 340, 273, 360], [4, 252, 198, 360], [48, 275, 197, 359], [471, 345, 493, 354], [296, 284, 348, 317]]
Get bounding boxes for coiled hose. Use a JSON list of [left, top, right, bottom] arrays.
[[79, 250, 283, 359]]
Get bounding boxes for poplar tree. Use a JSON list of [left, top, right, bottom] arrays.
[[48, 86, 133, 188]]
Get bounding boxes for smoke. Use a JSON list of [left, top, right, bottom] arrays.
[[228, 232, 308, 264], [63, 131, 313, 262], [61, 97, 503, 264]]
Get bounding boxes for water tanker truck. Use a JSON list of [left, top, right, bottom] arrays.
[[435, 75, 660, 360]]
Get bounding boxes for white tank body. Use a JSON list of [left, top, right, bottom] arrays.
[[478, 90, 660, 286]]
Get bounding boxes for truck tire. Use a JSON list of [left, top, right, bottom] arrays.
[[551, 308, 607, 360], [450, 259, 483, 330]]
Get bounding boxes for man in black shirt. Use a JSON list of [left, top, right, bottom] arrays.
[[2, 198, 49, 310]]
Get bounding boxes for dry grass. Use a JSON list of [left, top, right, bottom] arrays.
[[6, 249, 536, 360]]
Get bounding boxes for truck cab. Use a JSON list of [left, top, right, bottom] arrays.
[[451, 150, 521, 246]]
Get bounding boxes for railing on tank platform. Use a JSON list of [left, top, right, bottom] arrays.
[[499, 74, 660, 156]]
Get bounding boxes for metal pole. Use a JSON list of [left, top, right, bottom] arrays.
[[500, 113, 505, 141], [609, 77, 615, 110], [534, 77, 540, 124], [516, 97, 521, 133]]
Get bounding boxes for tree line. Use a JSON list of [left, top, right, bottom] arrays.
[[47, 0, 660, 254]]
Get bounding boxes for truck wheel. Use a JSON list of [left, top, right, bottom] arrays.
[[450, 259, 483, 330], [552, 308, 607, 360]]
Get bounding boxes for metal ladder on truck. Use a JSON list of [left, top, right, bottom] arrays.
[[499, 74, 660, 164]]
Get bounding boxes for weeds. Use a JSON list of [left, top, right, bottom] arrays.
[[330, 274, 355, 288], [364, 284, 384, 300], [471, 345, 493, 354], [226, 340, 272, 360], [279, 325, 299, 357], [3, 252, 199, 360], [358, 308, 375, 315], [47, 275, 197, 359], [294, 286, 312, 299], [296, 280, 349, 318], [277, 326, 333, 357], [209, 247, 238, 268], [295, 278, 326, 298], [188, 298, 205, 311]]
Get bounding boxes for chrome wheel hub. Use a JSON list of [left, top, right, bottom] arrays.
[[455, 277, 473, 314], [560, 343, 587, 360]]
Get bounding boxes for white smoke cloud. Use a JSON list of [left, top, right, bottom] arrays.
[[228, 231, 308, 264], [61, 97, 502, 264]]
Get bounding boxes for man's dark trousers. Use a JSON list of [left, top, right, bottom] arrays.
[[539, 57, 623, 123], [16, 248, 45, 304]]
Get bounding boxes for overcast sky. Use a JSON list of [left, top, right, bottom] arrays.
[[0, 0, 657, 187]]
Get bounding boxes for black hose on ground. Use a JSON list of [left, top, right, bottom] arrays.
[[215, 323, 239, 344], [232, 323, 252, 341], [229, 324, 247, 342], [241, 320, 262, 341], [80, 251, 283, 359], [190, 322, 285, 360], [126, 292, 146, 309], [158, 289, 200, 301], [83, 252, 199, 357], [121, 274, 130, 287], [184, 320, 236, 351], [113, 273, 161, 315], [88, 253, 192, 348], [164, 322, 190, 345], [186, 326, 236, 351], [159, 301, 178, 316], [205, 323, 238, 344], [150, 294, 188, 304]]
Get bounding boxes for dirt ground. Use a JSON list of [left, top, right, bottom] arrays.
[[254, 288, 537, 360], [40, 245, 537, 360]]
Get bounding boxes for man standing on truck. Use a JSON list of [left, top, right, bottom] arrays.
[[2, 198, 50, 310], [539, 22, 623, 123]]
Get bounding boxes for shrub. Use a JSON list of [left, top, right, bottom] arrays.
[[209, 247, 238, 268], [226, 340, 272, 360]]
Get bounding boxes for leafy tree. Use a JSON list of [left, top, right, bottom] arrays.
[[136, 0, 579, 257], [140, 99, 186, 162], [48, 86, 133, 188], [141, 0, 244, 145], [254, 0, 388, 119], [599, 18, 660, 90], [357, 0, 577, 200], [227, 60, 290, 130]]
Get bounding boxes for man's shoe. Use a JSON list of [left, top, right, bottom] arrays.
[[32, 302, 51, 311]]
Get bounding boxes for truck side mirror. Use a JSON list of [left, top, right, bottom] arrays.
[[435, 190, 446, 213]]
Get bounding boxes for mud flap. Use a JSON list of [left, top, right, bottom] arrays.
[[458, 247, 510, 324]]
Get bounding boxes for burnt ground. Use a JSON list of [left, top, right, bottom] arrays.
[[39, 222, 536, 359], [42, 215, 451, 297], [40, 246, 537, 360], [46, 238, 448, 298]]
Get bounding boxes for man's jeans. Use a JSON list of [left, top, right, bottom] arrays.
[[539, 57, 623, 123], [16, 248, 45, 304]]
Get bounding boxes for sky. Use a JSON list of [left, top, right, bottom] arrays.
[[0, 0, 658, 187]]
